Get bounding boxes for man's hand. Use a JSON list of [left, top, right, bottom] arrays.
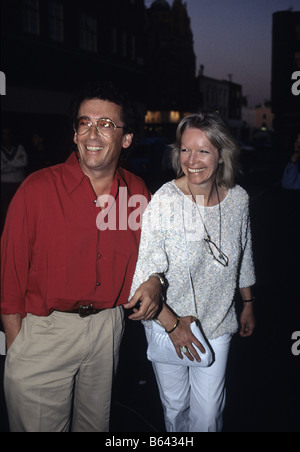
[[1, 314, 22, 350], [124, 276, 162, 321], [239, 303, 256, 337]]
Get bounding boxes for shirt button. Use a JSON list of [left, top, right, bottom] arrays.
[[96, 282, 101, 287], [97, 254, 102, 259]]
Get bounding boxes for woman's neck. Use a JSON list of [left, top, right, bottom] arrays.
[[176, 176, 227, 207], [188, 180, 218, 207]]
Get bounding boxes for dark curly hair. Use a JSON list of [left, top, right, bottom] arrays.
[[69, 81, 141, 148]]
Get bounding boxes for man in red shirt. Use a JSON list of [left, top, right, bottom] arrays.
[[1, 82, 161, 432]]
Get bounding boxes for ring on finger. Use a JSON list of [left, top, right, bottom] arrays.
[[180, 346, 188, 354]]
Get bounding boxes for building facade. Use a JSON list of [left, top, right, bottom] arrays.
[[1, 0, 146, 96], [272, 11, 300, 152], [1, 0, 146, 158], [144, 0, 197, 130], [197, 67, 243, 138], [1, 0, 247, 145], [1, 0, 200, 143]]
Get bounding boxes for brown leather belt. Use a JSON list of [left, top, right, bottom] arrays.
[[59, 304, 105, 318]]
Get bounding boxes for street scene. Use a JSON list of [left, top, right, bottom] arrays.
[[1, 0, 299, 434], [1, 145, 299, 432]]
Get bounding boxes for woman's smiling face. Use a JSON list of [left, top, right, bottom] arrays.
[[180, 127, 221, 188]]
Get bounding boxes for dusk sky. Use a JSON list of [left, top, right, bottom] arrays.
[[161, 0, 299, 107]]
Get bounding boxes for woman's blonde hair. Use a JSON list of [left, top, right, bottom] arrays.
[[171, 112, 240, 189]]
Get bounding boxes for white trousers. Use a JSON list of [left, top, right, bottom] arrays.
[[147, 332, 232, 433]]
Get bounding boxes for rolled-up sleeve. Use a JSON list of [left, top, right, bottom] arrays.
[[130, 198, 169, 298], [239, 202, 256, 289]]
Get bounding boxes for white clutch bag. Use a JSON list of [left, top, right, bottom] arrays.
[[146, 319, 214, 367]]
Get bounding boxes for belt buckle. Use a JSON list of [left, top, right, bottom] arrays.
[[79, 304, 94, 318]]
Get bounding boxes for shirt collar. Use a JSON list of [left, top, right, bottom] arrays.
[[62, 152, 86, 194], [62, 151, 131, 197]]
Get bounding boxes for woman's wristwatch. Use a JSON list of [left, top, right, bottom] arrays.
[[151, 273, 165, 287], [150, 273, 166, 301]]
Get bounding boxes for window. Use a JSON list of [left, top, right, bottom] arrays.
[[80, 14, 98, 52], [48, 0, 64, 42], [170, 111, 180, 123], [22, 0, 40, 35]]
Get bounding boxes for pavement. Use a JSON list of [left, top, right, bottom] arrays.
[[1, 150, 300, 432]]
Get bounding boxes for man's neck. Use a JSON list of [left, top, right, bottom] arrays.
[[91, 175, 116, 198], [79, 161, 117, 198]]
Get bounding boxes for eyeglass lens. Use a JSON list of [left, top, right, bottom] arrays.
[[76, 118, 117, 137], [205, 238, 229, 267]]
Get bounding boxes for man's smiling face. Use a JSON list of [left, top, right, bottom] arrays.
[[73, 98, 132, 179]]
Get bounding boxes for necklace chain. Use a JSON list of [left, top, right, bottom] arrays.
[[187, 182, 229, 267]]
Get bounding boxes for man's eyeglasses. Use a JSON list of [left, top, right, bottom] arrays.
[[74, 117, 125, 138], [204, 236, 229, 267]]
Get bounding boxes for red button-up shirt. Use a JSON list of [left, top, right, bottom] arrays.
[[1, 152, 151, 318]]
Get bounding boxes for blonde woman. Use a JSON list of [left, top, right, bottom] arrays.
[[130, 113, 256, 432]]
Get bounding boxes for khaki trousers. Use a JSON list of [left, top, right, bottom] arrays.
[[4, 307, 124, 432]]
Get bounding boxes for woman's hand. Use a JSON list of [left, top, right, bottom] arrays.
[[239, 287, 256, 337], [239, 303, 256, 337], [168, 316, 206, 362]]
